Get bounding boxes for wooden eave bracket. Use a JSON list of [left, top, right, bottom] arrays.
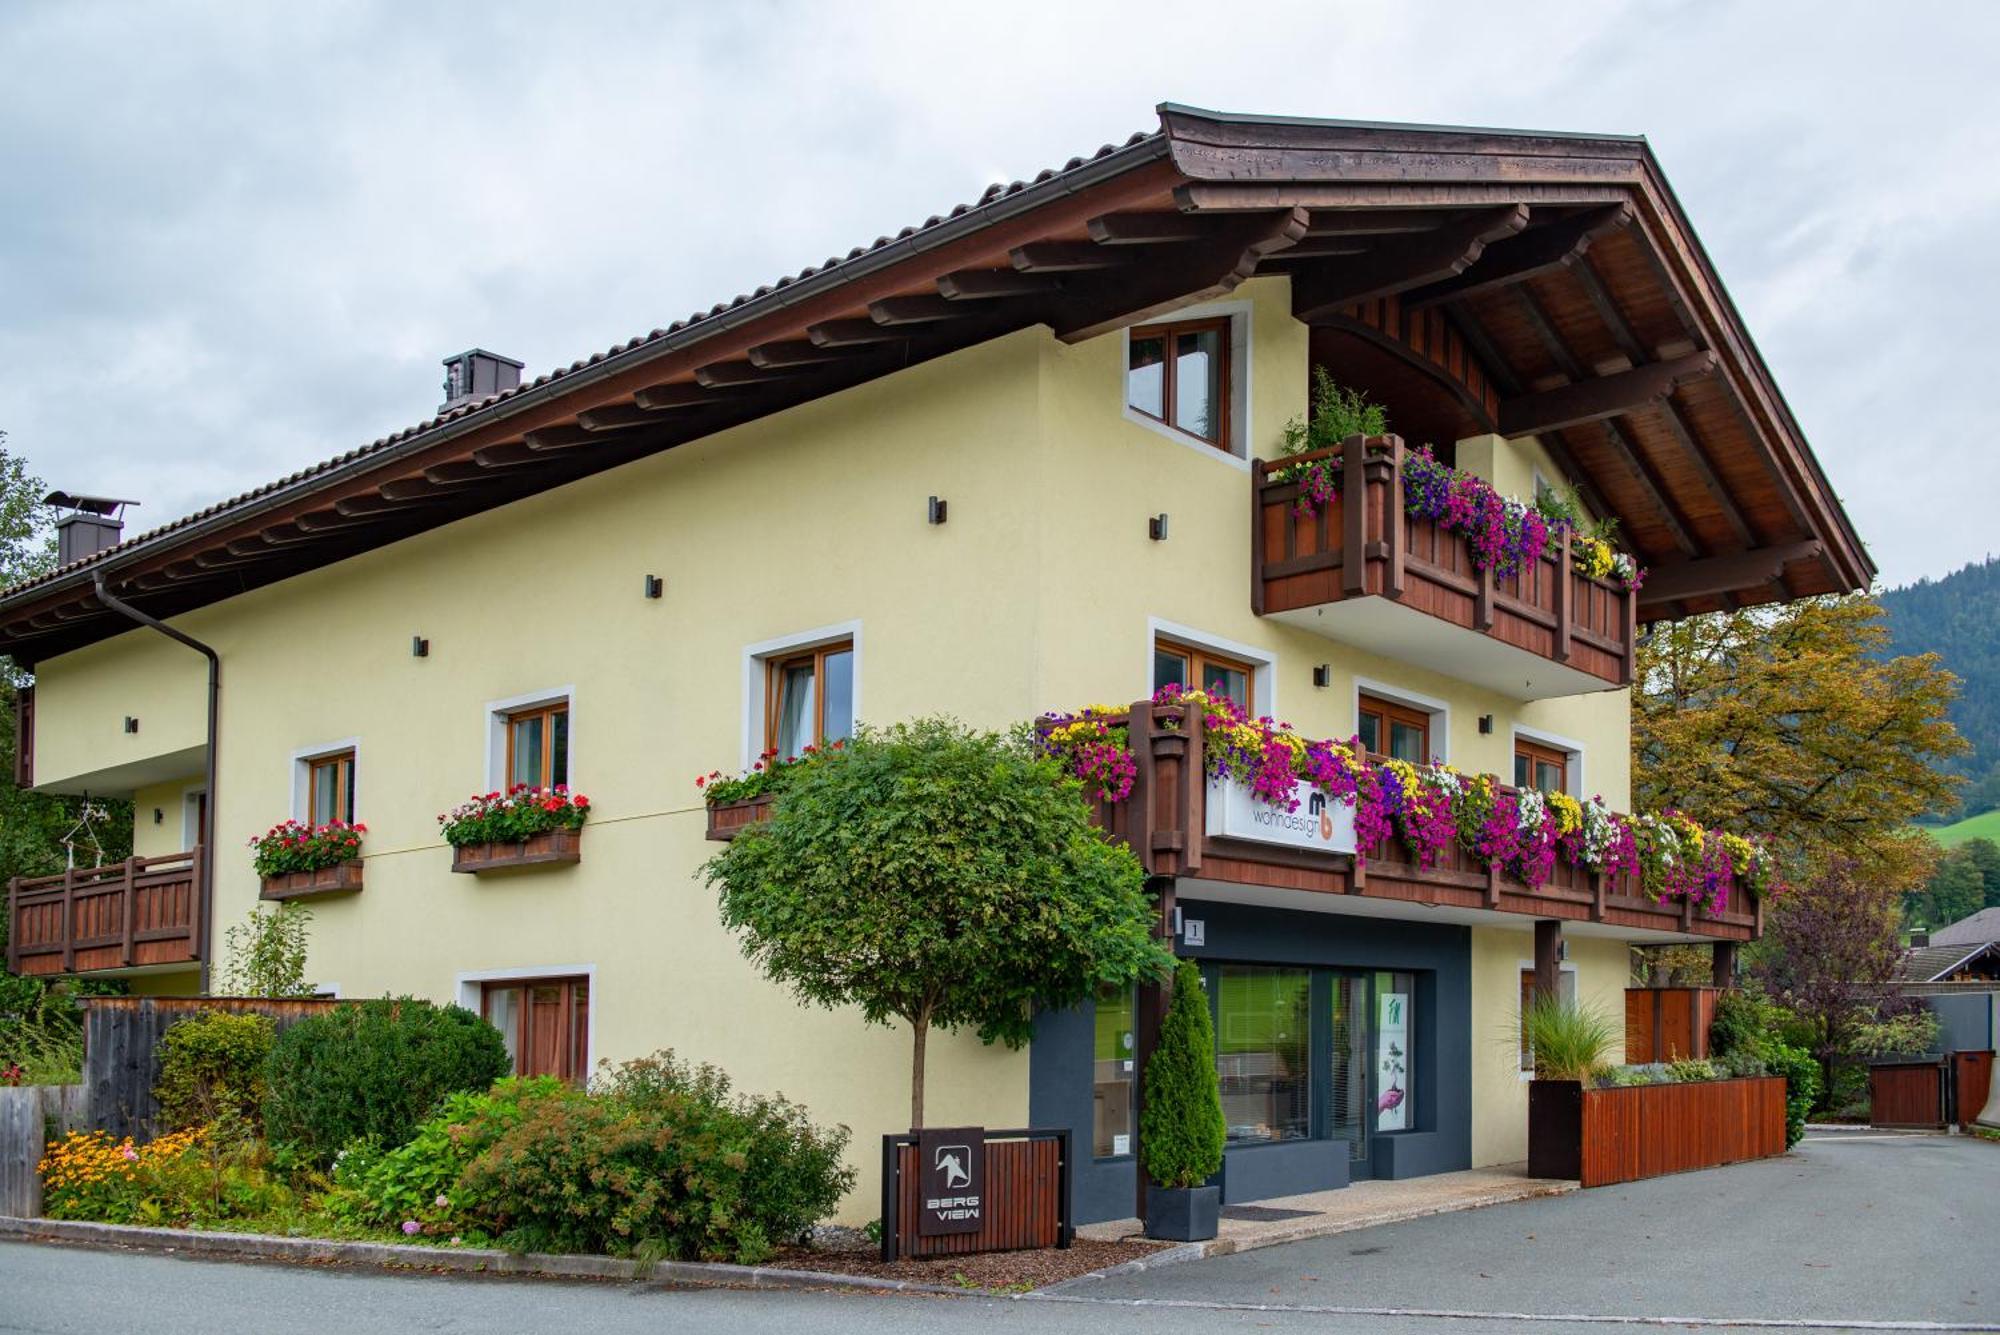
[[1400, 203, 1632, 309], [1291, 205, 1528, 323], [1054, 207, 1310, 342], [1637, 541, 1824, 609], [1497, 350, 1718, 437]]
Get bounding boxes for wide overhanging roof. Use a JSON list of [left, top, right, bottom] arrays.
[[0, 104, 1871, 663]]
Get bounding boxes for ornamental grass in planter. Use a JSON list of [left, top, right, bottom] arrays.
[[440, 785, 590, 873], [1141, 959, 1226, 1242], [249, 819, 365, 901]]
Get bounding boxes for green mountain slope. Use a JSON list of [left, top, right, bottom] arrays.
[[1880, 556, 2000, 816]]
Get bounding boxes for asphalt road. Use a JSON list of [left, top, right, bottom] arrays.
[[1, 1133, 1993, 1334]]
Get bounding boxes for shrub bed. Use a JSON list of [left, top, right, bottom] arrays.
[[155, 1011, 274, 1130]]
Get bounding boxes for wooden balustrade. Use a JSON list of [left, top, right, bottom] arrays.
[[707, 703, 1761, 944], [5, 851, 204, 977], [1252, 436, 1636, 694]]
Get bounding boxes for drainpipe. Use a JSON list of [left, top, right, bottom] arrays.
[[92, 570, 219, 994]]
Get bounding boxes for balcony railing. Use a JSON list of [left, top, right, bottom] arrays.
[[6, 851, 204, 977], [1252, 436, 1636, 699], [705, 701, 1760, 944]]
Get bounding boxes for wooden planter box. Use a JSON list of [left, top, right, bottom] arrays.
[[450, 828, 583, 874], [259, 859, 364, 902], [1529, 1075, 1787, 1187], [706, 795, 775, 841]]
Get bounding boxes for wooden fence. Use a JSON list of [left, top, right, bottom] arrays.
[[881, 1129, 1072, 1261], [1867, 1060, 1945, 1129], [1951, 1051, 1993, 1129], [1530, 1076, 1786, 1188], [82, 997, 341, 1141], [0, 1085, 89, 1218], [1625, 987, 1722, 1062]]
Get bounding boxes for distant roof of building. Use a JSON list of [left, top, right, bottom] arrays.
[[1929, 906, 2000, 948], [1896, 939, 2000, 983]]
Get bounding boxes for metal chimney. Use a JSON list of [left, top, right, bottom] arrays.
[[45, 491, 137, 567], [440, 349, 525, 414], [1910, 930, 1930, 948]]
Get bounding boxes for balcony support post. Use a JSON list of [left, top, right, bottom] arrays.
[[188, 846, 205, 960], [60, 866, 75, 973], [1533, 919, 1563, 1003], [1554, 529, 1573, 663], [120, 856, 136, 967], [1712, 941, 1739, 988], [1249, 460, 1267, 615], [1589, 870, 1607, 923], [1341, 434, 1369, 597], [1384, 435, 1406, 600]]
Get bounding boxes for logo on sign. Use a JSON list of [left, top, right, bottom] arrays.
[[916, 1126, 985, 1236], [1205, 776, 1356, 853]]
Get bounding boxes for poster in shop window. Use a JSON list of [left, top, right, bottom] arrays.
[[1376, 990, 1409, 1131]]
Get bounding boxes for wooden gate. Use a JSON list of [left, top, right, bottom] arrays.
[[1868, 1059, 1945, 1129], [880, 1128, 1072, 1261], [1625, 987, 1721, 1062]]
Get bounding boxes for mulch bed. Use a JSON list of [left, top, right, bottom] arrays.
[[770, 1236, 1169, 1291]]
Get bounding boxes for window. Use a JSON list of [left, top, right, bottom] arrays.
[[765, 638, 854, 760], [1329, 974, 1369, 1160], [1213, 965, 1310, 1144], [1513, 739, 1570, 795], [1375, 972, 1416, 1132], [483, 975, 590, 1085], [505, 701, 569, 790], [1127, 318, 1230, 450], [1154, 638, 1253, 713], [1093, 988, 1137, 1158], [1519, 967, 1580, 1072], [306, 751, 355, 825], [1357, 695, 1432, 763]]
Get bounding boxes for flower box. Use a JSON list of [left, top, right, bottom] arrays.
[[259, 859, 364, 902], [705, 795, 775, 841], [450, 828, 583, 874], [1528, 1075, 1786, 1187]]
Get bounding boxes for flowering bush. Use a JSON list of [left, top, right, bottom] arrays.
[[1051, 685, 1778, 911], [40, 1122, 291, 1227], [248, 819, 364, 879], [1035, 707, 1139, 802], [437, 785, 590, 847], [695, 742, 840, 805]]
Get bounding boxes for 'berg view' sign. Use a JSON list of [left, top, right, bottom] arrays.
[[1204, 776, 1357, 854], [916, 1126, 985, 1236]]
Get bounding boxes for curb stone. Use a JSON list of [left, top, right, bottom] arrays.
[[0, 1216, 972, 1296]]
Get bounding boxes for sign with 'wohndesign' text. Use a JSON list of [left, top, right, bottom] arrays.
[[916, 1126, 985, 1236], [1204, 776, 1357, 854]]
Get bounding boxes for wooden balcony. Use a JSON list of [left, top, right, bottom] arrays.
[[707, 702, 1761, 943], [1253, 435, 1637, 700], [6, 852, 204, 977]]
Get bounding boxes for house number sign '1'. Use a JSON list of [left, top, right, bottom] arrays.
[[916, 1126, 986, 1236]]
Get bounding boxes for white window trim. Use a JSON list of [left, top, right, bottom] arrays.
[[1147, 616, 1276, 718], [1509, 724, 1586, 797], [289, 736, 362, 824], [1120, 298, 1254, 472], [315, 982, 343, 1000], [484, 686, 576, 791], [1352, 677, 1452, 764], [454, 962, 597, 1079], [741, 620, 864, 768], [1518, 957, 1580, 1081]]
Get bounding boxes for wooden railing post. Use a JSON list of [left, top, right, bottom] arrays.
[[1249, 458, 1267, 616], [1341, 434, 1368, 597], [188, 847, 205, 960], [59, 866, 76, 973], [120, 856, 137, 967], [4, 877, 17, 974], [1384, 435, 1406, 601], [1553, 529, 1573, 662]]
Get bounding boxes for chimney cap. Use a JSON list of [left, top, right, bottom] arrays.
[[442, 347, 525, 369], [44, 491, 139, 518]]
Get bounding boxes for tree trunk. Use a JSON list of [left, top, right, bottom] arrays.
[[910, 1011, 930, 1131]]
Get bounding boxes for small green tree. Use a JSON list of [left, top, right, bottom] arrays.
[[1140, 960, 1225, 1190], [218, 902, 315, 998], [154, 1011, 275, 1129], [705, 717, 1170, 1129]]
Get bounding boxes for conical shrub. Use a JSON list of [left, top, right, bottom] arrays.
[[1140, 959, 1226, 1189]]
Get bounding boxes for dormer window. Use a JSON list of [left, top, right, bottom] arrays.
[[1127, 318, 1230, 451]]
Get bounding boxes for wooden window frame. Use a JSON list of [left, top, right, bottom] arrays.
[[503, 701, 569, 790], [1514, 738, 1571, 795], [1127, 317, 1233, 452], [305, 750, 355, 826], [763, 638, 854, 759], [480, 974, 590, 1086], [1154, 637, 1256, 711], [1357, 694, 1433, 761]]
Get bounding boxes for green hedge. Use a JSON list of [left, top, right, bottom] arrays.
[[154, 1012, 275, 1130]]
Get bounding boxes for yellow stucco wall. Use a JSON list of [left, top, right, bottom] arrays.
[[1469, 927, 1631, 1167], [27, 275, 1638, 1214]]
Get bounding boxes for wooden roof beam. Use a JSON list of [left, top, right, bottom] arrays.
[[936, 268, 1061, 300], [1292, 206, 1528, 323], [1652, 395, 1759, 550], [1402, 203, 1631, 309], [1009, 241, 1129, 273], [1086, 212, 1209, 245], [1497, 351, 1717, 436], [1054, 207, 1310, 343], [1638, 542, 1823, 607], [695, 360, 790, 388], [1304, 209, 1460, 236], [747, 339, 849, 369], [632, 381, 726, 411], [805, 319, 905, 348], [869, 294, 966, 325]]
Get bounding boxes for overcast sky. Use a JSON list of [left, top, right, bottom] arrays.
[[2, 1, 1994, 588]]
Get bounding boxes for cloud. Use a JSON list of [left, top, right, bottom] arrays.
[[1, 0, 1993, 586]]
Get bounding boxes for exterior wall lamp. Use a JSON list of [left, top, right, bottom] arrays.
[[928, 496, 948, 525], [1149, 513, 1169, 541], [1478, 714, 1494, 734], [1312, 665, 1331, 688], [123, 716, 139, 734], [412, 636, 430, 658], [643, 575, 664, 599]]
